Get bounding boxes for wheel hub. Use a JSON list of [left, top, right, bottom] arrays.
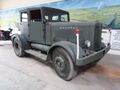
[[54, 56, 65, 71]]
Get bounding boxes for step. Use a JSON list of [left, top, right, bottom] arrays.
[[25, 49, 47, 61]]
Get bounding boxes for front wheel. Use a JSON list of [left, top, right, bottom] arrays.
[[52, 47, 78, 81]]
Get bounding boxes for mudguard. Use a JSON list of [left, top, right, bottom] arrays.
[[11, 34, 30, 50], [47, 41, 85, 64]]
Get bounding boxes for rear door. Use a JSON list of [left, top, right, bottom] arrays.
[[29, 9, 44, 44]]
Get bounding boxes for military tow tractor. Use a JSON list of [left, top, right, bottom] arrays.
[[11, 7, 110, 81]]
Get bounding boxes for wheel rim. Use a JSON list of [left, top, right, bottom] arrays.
[[53, 55, 70, 78], [54, 56, 65, 72]]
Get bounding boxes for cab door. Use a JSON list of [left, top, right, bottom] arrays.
[[19, 12, 29, 40], [29, 10, 44, 44]]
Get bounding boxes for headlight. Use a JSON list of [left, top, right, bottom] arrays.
[[85, 40, 91, 48]]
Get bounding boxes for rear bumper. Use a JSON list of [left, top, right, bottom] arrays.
[[76, 45, 110, 66]]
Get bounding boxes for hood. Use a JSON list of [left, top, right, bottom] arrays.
[[49, 22, 97, 49]]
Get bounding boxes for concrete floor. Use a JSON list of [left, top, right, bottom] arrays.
[[0, 44, 120, 90]]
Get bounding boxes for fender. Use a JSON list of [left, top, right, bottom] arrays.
[[11, 34, 30, 50], [47, 41, 85, 64]]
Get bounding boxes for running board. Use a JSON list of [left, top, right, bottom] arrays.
[[25, 49, 47, 61], [31, 43, 50, 52]]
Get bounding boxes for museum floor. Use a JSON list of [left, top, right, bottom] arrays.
[[0, 42, 120, 90]]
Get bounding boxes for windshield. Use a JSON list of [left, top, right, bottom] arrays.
[[44, 13, 68, 22], [43, 8, 69, 22]]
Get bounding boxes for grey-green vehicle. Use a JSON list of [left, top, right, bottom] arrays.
[[11, 7, 110, 81]]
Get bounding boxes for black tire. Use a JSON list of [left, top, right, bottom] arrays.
[[52, 47, 78, 81], [13, 38, 25, 57]]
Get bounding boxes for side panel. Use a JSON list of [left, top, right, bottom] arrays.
[[50, 22, 95, 50], [29, 22, 44, 44]]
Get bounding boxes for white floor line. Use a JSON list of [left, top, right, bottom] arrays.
[[0, 40, 12, 45], [108, 49, 120, 55]]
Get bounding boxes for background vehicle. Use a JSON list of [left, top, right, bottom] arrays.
[[11, 7, 110, 81], [0, 29, 12, 40]]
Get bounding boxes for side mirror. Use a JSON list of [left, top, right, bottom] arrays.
[[43, 19, 47, 23]]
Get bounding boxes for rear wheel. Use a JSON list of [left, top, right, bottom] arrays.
[[13, 38, 25, 57], [52, 47, 78, 81]]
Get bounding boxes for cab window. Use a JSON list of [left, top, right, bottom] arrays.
[[61, 14, 68, 22], [30, 10, 41, 22], [21, 12, 28, 22], [52, 15, 59, 21]]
